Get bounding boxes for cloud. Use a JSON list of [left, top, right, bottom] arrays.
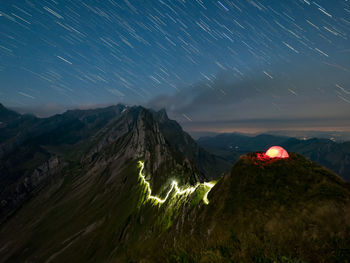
[[146, 57, 350, 132]]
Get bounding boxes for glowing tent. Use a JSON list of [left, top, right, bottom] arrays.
[[265, 146, 289, 158]]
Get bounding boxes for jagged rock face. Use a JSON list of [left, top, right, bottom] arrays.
[[0, 157, 64, 220], [154, 110, 231, 181], [0, 104, 232, 263], [85, 105, 231, 181], [83, 106, 216, 193], [88, 107, 171, 164], [0, 105, 127, 222], [0, 104, 229, 223]]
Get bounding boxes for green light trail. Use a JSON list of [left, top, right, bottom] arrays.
[[138, 161, 215, 205]]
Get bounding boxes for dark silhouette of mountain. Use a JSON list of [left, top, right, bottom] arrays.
[[0, 104, 127, 220], [266, 130, 350, 142], [0, 103, 21, 124], [198, 133, 350, 181], [0, 104, 349, 263], [0, 104, 230, 222]]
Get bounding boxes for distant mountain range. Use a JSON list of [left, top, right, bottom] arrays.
[[198, 133, 350, 181], [265, 130, 350, 142], [189, 130, 350, 142], [0, 103, 349, 262]]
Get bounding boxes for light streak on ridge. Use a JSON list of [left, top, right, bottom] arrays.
[[138, 161, 215, 205]]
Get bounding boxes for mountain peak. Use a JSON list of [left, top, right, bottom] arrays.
[[0, 103, 21, 122], [228, 152, 346, 194], [85, 105, 230, 188], [155, 108, 169, 122]]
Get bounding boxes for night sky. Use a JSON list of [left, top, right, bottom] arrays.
[[1, 0, 350, 133]]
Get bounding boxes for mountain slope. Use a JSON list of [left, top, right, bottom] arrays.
[[0, 104, 229, 222], [0, 104, 127, 221], [154, 153, 350, 262], [0, 105, 229, 262], [0, 151, 349, 263], [151, 109, 230, 180]]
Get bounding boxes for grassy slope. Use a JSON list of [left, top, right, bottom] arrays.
[[0, 155, 211, 263], [1, 153, 349, 263], [157, 153, 350, 263], [0, 158, 141, 262]]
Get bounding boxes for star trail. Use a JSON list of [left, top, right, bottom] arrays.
[[0, 0, 349, 132]]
